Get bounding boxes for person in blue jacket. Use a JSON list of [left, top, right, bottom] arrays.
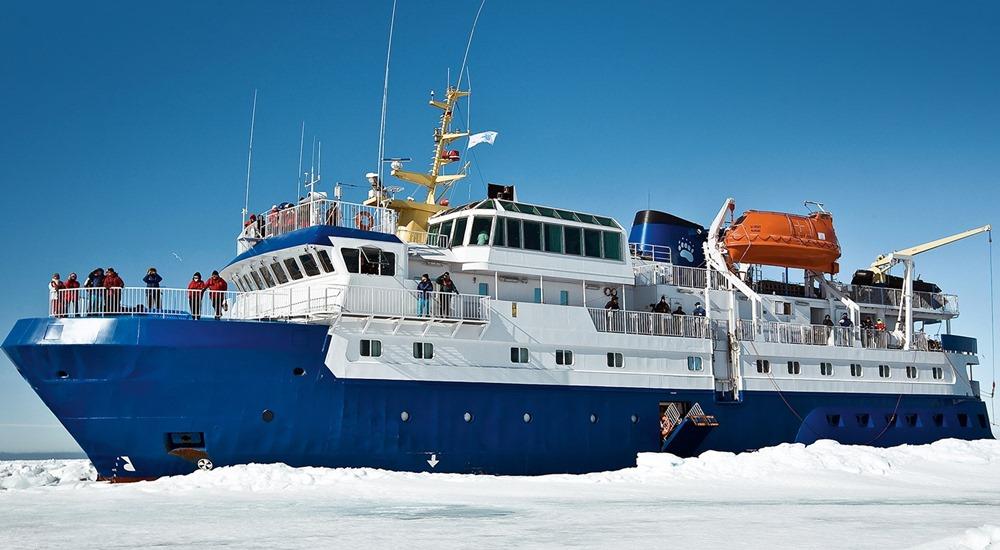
[[143, 267, 163, 311], [416, 273, 434, 317]]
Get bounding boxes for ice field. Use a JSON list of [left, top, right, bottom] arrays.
[[2, 439, 1000, 549]]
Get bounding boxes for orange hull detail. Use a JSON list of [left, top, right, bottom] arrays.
[[724, 210, 841, 274]]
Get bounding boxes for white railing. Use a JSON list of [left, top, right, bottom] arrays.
[[50, 287, 239, 319], [737, 320, 854, 347], [239, 199, 399, 252], [228, 286, 346, 320], [342, 286, 489, 322], [588, 308, 710, 339], [633, 263, 728, 290], [396, 228, 450, 248], [629, 242, 673, 264], [846, 285, 959, 315]]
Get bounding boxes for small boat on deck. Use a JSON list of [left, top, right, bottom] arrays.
[[724, 210, 841, 274]]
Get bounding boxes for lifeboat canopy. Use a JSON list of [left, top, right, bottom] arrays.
[[724, 210, 841, 274]]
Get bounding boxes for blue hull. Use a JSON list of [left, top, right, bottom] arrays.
[[3, 317, 993, 479]]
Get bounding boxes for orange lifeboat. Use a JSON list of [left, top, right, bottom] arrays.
[[724, 210, 841, 274]]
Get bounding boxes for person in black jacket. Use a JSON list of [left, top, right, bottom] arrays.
[[435, 272, 459, 316], [143, 267, 163, 310]]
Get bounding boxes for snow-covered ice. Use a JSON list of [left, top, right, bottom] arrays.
[[1, 439, 999, 549]]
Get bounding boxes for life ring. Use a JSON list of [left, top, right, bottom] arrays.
[[355, 211, 375, 231]]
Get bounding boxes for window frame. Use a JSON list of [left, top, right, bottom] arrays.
[[606, 352, 624, 368], [756, 359, 770, 374], [555, 349, 574, 366], [283, 257, 304, 280], [687, 356, 703, 372], [360, 339, 382, 358], [299, 253, 321, 277], [412, 342, 434, 359], [510, 347, 529, 363], [269, 262, 289, 284]]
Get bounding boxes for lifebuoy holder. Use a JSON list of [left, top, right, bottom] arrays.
[[355, 211, 375, 231]]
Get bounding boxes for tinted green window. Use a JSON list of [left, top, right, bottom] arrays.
[[505, 219, 521, 248], [452, 217, 468, 246], [494, 216, 506, 246], [440, 221, 453, 246], [564, 227, 582, 255], [602, 231, 622, 260], [523, 221, 542, 250], [584, 229, 602, 258], [471, 217, 493, 245], [544, 224, 563, 253]]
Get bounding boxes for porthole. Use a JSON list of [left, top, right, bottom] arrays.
[[523, 413, 532, 423], [630, 414, 639, 424], [401, 411, 410, 422], [464, 412, 473, 423], [590, 414, 598, 424], [262, 409, 274, 422], [56, 370, 69, 379], [292, 367, 305, 376]]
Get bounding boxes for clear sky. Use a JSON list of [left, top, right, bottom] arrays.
[[1, 1, 998, 451]]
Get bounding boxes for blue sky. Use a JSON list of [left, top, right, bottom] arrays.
[[1, 1, 998, 451]]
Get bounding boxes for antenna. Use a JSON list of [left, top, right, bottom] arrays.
[[317, 141, 322, 182], [377, 0, 397, 187], [296, 121, 305, 199], [310, 135, 317, 186], [242, 88, 258, 225], [455, 0, 487, 90]]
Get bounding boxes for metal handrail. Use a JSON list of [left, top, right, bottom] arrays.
[[588, 308, 711, 339], [397, 228, 451, 248], [239, 199, 399, 253], [845, 284, 959, 314], [50, 287, 239, 319], [633, 263, 728, 290]]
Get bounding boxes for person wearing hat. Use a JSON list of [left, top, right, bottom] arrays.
[[205, 270, 229, 320], [63, 272, 80, 317], [102, 268, 125, 314], [417, 274, 434, 317], [875, 318, 886, 331], [839, 313, 854, 328], [187, 272, 207, 320], [693, 302, 706, 317], [49, 273, 65, 317], [143, 267, 163, 311], [435, 272, 459, 316]]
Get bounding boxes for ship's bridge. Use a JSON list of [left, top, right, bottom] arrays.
[[413, 198, 633, 285]]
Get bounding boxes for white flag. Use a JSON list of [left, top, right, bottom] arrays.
[[467, 131, 498, 149]]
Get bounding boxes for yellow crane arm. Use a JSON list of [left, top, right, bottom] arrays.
[[870, 224, 992, 276]]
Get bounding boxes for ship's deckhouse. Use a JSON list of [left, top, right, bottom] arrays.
[[422, 199, 633, 284]]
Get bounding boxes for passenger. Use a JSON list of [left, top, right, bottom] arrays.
[[49, 273, 65, 317], [838, 313, 853, 328], [476, 229, 489, 245], [822, 314, 834, 327], [861, 318, 874, 330], [205, 270, 229, 320], [417, 274, 434, 317], [604, 295, 620, 310], [102, 268, 125, 314], [187, 272, 207, 320], [653, 296, 669, 314], [63, 272, 80, 317], [673, 305, 686, 316], [84, 268, 105, 316], [875, 318, 886, 331], [693, 302, 706, 317], [435, 272, 459, 316], [267, 205, 279, 236], [143, 267, 163, 311]]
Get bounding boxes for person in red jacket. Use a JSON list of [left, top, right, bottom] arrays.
[[63, 272, 81, 317], [187, 272, 207, 320], [102, 268, 125, 314], [205, 270, 228, 320]]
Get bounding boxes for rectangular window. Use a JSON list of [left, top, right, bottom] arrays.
[[687, 356, 703, 372], [452, 217, 468, 246], [358, 248, 395, 276], [606, 352, 624, 368], [250, 270, 264, 289], [932, 367, 944, 380], [602, 231, 622, 260], [850, 363, 863, 377], [440, 220, 453, 246], [494, 216, 506, 247], [564, 226, 582, 255], [316, 249, 336, 273], [522, 221, 542, 250], [258, 268, 275, 288], [478, 282, 489, 296], [471, 216, 493, 246], [787, 361, 801, 375], [360, 339, 382, 357], [413, 342, 434, 359], [879, 364, 891, 378], [299, 254, 321, 276], [283, 258, 304, 280], [505, 219, 522, 248], [242, 274, 256, 291], [533, 288, 542, 303], [510, 347, 529, 363], [820, 362, 833, 376], [906, 366, 918, 379], [556, 349, 574, 366], [584, 229, 602, 258], [756, 359, 770, 374], [544, 224, 563, 253], [559, 290, 569, 306], [269, 262, 289, 284]]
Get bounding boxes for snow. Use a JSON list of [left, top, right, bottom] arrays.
[[1, 439, 999, 549]]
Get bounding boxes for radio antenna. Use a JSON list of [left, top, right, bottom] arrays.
[[376, 0, 397, 186], [242, 88, 258, 225], [455, 0, 486, 90], [296, 121, 305, 199]]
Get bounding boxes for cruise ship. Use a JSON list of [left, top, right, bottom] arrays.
[[2, 85, 993, 481]]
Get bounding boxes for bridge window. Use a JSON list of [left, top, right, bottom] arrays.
[[505, 219, 522, 248], [603, 231, 622, 260], [687, 356, 703, 372], [342, 248, 396, 275], [565, 226, 582, 255], [360, 339, 382, 357], [544, 224, 563, 253], [269, 262, 289, 284], [584, 229, 602, 258], [241, 274, 256, 291], [559, 290, 569, 305], [555, 349, 574, 365], [283, 258, 304, 280], [493, 216, 506, 246], [412, 342, 434, 359], [249, 271, 264, 289], [820, 362, 833, 376], [523, 221, 542, 251], [258, 268, 276, 288], [756, 359, 770, 373], [905, 366, 918, 379], [299, 254, 321, 277], [471, 216, 493, 246], [787, 361, 801, 375], [607, 352, 624, 368], [316, 249, 335, 273], [878, 365, 891, 378], [439, 220, 453, 246], [932, 367, 944, 380], [850, 363, 863, 377], [452, 217, 468, 246], [511, 347, 529, 363]]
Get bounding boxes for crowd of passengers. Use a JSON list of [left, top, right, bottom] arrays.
[[49, 268, 229, 320], [242, 197, 352, 239], [823, 313, 889, 331], [602, 294, 706, 317]]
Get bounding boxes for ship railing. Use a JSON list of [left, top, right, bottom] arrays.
[[49, 287, 240, 319], [739, 320, 855, 347], [845, 285, 959, 315], [632, 263, 728, 290], [397, 228, 450, 248], [227, 286, 346, 320], [238, 199, 399, 253], [340, 286, 490, 322], [628, 242, 673, 264], [588, 308, 710, 339]]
